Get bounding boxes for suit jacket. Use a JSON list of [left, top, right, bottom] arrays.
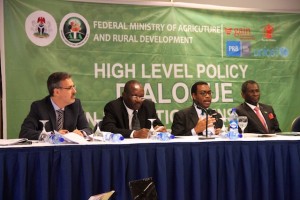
[[101, 97, 164, 138], [171, 106, 223, 136], [235, 102, 281, 134], [19, 96, 92, 140]]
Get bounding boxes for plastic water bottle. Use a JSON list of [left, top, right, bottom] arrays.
[[103, 133, 124, 142], [228, 108, 239, 139], [156, 132, 175, 141], [48, 133, 65, 144]]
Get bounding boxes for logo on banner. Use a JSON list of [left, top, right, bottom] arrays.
[[59, 13, 90, 48], [264, 24, 274, 39], [25, 11, 57, 46], [226, 41, 251, 57], [224, 27, 255, 40], [253, 46, 289, 57], [261, 24, 277, 42]]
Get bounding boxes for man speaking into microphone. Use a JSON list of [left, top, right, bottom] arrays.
[[171, 81, 223, 136]]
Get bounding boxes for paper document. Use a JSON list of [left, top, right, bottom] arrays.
[[62, 132, 89, 144], [0, 138, 31, 146]]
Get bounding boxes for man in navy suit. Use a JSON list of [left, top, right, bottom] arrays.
[[19, 72, 92, 140], [171, 81, 223, 136], [101, 80, 165, 138], [235, 80, 281, 134]]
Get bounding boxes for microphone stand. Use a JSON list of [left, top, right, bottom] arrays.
[[197, 106, 215, 140]]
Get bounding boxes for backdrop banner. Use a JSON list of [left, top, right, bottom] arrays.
[[1, 0, 300, 138]]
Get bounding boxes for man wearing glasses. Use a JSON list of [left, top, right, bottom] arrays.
[[171, 81, 223, 136], [19, 72, 92, 140], [101, 80, 166, 138]]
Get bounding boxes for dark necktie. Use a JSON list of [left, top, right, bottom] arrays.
[[56, 109, 64, 131], [132, 110, 140, 130]]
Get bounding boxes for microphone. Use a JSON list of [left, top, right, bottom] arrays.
[[196, 105, 217, 139]]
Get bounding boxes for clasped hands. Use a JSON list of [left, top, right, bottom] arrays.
[[58, 129, 84, 137], [133, 126, 167, 138], [194, 116, 221, 135]]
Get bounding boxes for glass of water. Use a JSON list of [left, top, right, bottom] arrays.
[[238, 116, 248, 136]]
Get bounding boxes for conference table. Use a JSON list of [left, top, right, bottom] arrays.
[[1, 133, 300, 200]]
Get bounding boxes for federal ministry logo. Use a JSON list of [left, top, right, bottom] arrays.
[[59, 13, 90, 48], [25, 11, 57, 46]]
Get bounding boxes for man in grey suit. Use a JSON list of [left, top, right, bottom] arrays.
[[19, 72, 92, 140], [235, 80, 281, 134], [101, 80, 166, 138], [171, 81, 223, 136]]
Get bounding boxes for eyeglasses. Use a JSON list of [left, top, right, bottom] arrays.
[[198, 91, 213, 96], [58, 85, 76, 90], [130, 95, 145, 100]]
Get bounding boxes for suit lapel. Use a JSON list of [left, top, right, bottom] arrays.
[[243, 103, 267, 133], [122, 105, 130, 129], [189, 106, 199, 127], [46, 97, 57, 131], [64, 106, 73, 130]]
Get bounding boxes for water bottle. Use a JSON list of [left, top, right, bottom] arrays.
[[228, 108, 239, 139], [48, 133, 65, 144], [103, 133, 124, 142], [156, 132, 175, 141]]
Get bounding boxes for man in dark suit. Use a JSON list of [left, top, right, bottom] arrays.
[[171, 81, 223, 136], [235, 80, 281, 134], [101, 80, 165, 138], [19, 72, 92, 140]]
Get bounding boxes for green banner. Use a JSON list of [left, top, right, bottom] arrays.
[[2, 0, 300, 138]]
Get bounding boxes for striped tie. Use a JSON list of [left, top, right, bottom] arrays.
[[56, 109, 64, 131], [254, 107, 268, 132], [132, 110, 140, 130]]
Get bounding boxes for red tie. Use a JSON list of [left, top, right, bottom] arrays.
[[254, 107, 268, 132]]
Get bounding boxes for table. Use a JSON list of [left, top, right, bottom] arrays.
[[1, 134, 300, 200]]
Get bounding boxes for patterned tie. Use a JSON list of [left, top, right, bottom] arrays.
[[56, 109, 64, 131], [132, 110, 140, 130], [254, 107, 268, 132]]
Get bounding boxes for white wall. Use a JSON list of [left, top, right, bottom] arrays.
[[83, 0, 300, 13]]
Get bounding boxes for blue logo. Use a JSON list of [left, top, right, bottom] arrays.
[[226, 41, 241, 57], [226, 41, 251, 57], [253, 47, 289, 57]]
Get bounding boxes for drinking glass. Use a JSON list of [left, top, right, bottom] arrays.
[[38, 120, 49, 142], [94, 119, 103, 137], [219, 117, 228, 138], [147, 119, 156, 139], [238, 116, 248, 136]]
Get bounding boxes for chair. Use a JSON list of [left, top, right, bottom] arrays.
[[291, 116, 300, 132], [129, 177, 158, 200]]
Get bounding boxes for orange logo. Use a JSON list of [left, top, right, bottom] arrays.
[[264, 24, 274, 39]]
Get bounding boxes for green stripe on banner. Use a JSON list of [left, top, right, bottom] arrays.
[[2, 0, 300, 138]]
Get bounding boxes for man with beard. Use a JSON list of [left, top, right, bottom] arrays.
[[235, 80, 281, 134], [171, 81, 223, 136], [19, 72, 92, 140], [101, 80, 166, 138]]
